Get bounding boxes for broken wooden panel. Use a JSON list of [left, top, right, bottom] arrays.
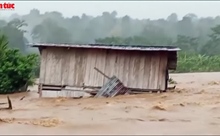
[[95, 76, 129, 98], [94, 76, 117, 98]]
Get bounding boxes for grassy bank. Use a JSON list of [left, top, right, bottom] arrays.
[[176, 52, 220, 73]]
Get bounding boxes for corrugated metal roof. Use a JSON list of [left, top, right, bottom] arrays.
[[29, 43, 180, 51]]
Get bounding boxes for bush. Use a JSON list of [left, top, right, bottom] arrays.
[[0, 34, 38, 94], [176, 52, 220, 73]]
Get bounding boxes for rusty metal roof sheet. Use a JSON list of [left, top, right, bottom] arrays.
[[30, 43, 180, 51]]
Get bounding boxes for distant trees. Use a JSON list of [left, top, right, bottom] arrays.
[[0, 19, 28, 53], [201, 25, 220, 55], [31, 18, 72, 44], [1, 9, 220, 55], [174, 35, 199, 53], [95, 23, 220, 56]]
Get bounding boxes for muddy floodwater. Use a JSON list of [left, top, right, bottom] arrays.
[[1, 72, 220, 135]]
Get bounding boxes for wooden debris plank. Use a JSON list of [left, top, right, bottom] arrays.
[[95, 76, 117, 97], [95, 76, 129, 98], [100, 77, 119, 97], [104, 79, 118, 94], [110, 84, 124, 97]]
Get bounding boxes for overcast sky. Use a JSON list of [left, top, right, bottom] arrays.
[[1, 1, 220, 19]]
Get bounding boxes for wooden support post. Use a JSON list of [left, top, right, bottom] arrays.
[[165, 69, 169, 92], [7, 96, 12, 110], [38, 84, 43, 97], [0, 96, 12, 110]]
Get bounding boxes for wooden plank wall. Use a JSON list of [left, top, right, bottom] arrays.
[[39, 47, 168, 91]]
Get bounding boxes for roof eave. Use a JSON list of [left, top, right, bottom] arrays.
[[29, 43, 181, 52]]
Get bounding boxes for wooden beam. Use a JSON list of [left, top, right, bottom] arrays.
[[94, 67, 110, 79], [0, 96, 12, 110], [38, 84, 43, 97]]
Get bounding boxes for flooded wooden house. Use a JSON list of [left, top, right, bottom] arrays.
[[32, 43, 180, 97]]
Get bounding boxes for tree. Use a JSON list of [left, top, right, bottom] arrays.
[[1, 19, 28, 53], [0, 20, 7, 27], [7, 18, 28, 31], [0, 33, 38, 94], [201, 25, 220, 55], [95, 36, 124, 44], [32, 18, 72, 43], [175, 35, 199, 53], [121, 15, 132, 37], [95, 35, 170, 45], [140, 24, 172, 45], [0, 33, 8, 59], [29, 9, 40, 16], [177, 16, 195, 37], [167, 13, 178, 23]]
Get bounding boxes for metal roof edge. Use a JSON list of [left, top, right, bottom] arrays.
[[28, 43, 181, 51]]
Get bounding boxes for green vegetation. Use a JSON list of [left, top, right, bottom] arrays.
[[177, 53, 220, 73], [0, 33, 37, 94]]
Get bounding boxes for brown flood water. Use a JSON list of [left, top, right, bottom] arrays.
[[1, 72, 220, 135]]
